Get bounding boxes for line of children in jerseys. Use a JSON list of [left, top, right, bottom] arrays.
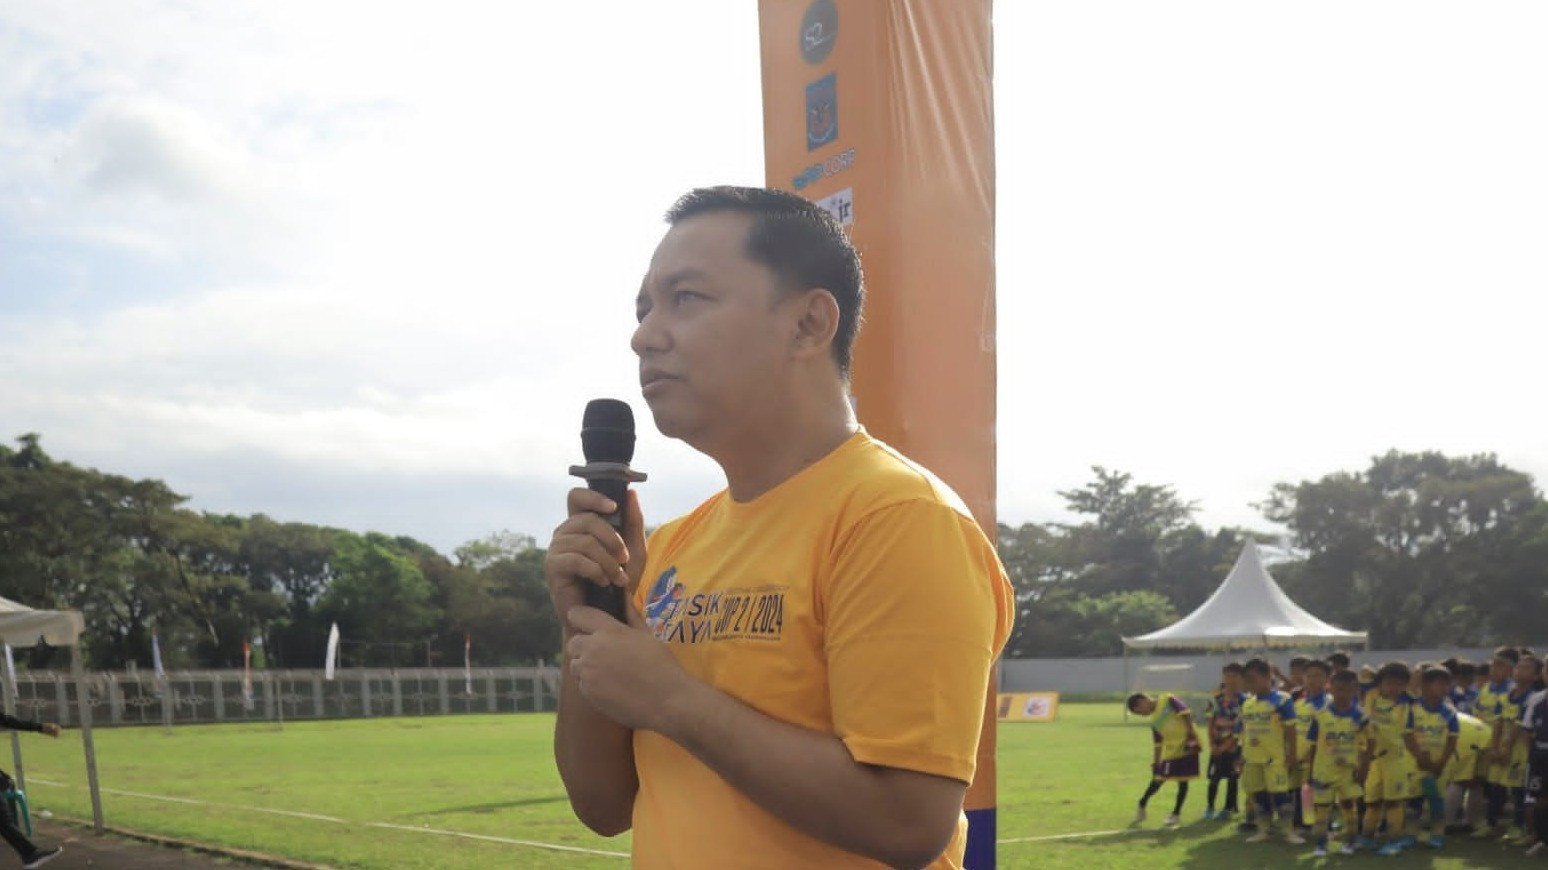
[[1125, 646, 1548, 858]]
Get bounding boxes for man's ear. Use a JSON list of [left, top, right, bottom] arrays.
[[790, 288, 840, 362]]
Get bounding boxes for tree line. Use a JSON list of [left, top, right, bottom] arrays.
[[3, 434, 1545, 668]]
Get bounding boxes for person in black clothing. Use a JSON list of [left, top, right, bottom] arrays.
[[0, 710, 64, 868]]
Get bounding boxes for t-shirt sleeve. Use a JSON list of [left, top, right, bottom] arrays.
[[1306, 718, 1320, 742], [1277, 696, 1297, 721], [822, 499, 1012, 785], [1169, 696, 1189, 714]]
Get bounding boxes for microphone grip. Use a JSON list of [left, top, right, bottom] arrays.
[[585, 477, 631, 622]]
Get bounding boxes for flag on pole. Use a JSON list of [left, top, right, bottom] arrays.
[[152, 632, 167, 697], [2, 643, 17, 697], [325, 622, 341, 681], [464, 631, 473, 697], [242, 640, 254, 710]]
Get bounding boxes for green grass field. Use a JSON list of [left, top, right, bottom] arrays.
[[11, 704, 1538, 868]]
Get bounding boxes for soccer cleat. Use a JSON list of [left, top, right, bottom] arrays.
[[1340, 840, 1359, 855], [22, 848, 62, 869], [1245, 830, 1272, 843], [1313, 844, 1329, 857], [1132, 806, 1147, 825], [1284, 830, 1306, 845], [1201, 808, 1216, 821], [1215, 810, 1234, 822], [1376, 841, 1406, 856], [1163, 814, 1181, 828], [1425, 834, 1444, 849], [1525, 841, 1545, 857], [1356, 836, 1380, 851]]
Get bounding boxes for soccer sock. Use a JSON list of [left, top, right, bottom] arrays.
[[1361, 801, 1382, 837], [1385, 802, 1406, 840], [1293, 785, 1305, 828], [1225, 775, 1239, 813], [1514, 789, 1526, 829], [1313, 803, 1332, 843], [1207, 775, 1220, 811], [1138, 780, 1163, 808], [1273, 792, 1293, 826], [1422, 779, 1445, 826], [1254, 792, 1274, 824], [1487, 783, 1505, 827], [1444, 783, 1464, 825], [1172, 782, 1189, 816]]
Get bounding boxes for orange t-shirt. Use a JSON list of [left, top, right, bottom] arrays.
[[629, 430, 1013, 868]]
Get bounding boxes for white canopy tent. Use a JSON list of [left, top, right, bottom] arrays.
[[0, 596, 104, 832], [1123, 542, 1366, 676]]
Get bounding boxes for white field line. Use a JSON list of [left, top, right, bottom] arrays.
[[28, 778, 629, 859], [998, 828, 1126, 844]]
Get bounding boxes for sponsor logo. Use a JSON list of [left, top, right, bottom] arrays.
[[815, 187, 853, 226], [644, 568, 787, 644], [791, 147, 855, 191], [805, 72, 838, 151], [800, 0, 838, 65]]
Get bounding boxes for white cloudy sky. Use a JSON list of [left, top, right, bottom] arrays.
[[2, 2, 1544, 555]]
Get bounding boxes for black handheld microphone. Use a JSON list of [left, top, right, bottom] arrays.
[[569, 399, 648, 621]]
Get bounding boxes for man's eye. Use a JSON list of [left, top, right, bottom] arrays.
[[674, 290, 702, 304]]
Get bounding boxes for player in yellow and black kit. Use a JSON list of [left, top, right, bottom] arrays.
[[1474, 645, 1519, 835], [1359, 661, 1416, 855], [1236, 658, 1303, 844], [1127, 692, 1202, 827], [1490, 653, 1545, 843], [1291, 659, 1331, 832], [1306, 669, 1369, 857]]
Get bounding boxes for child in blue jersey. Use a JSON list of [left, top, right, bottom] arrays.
[[1477, 645, 1519, 836], [1237, 658, 1303, 844], [1488, 652, 1538, 840], [1203, 663, 1245, 821], [1408, 666, 1461, 848], [1449, 660, 1480, 714], [1306, 669, 1370, 857]]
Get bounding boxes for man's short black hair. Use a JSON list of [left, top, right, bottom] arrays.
[[1222, 662, 1245, 676], [666, 186, 864, 377], [1244, 658, 1271, 677], [1454, 660, 1476, 678], [1421, 667, 1452, 686], [1289, 655, 1312, 670], [1495, 646, 1521, 665], [1303, 659, 1331, 675], [1441, 657, 1460, 672], [1328, 651, 1351, 669], [1330, 670, 1359, 687], [1377, 661, 1412, 684], [1126, 692, 1151, 713]]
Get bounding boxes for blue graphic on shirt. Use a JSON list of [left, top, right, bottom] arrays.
[[644, 567, 684, 636]]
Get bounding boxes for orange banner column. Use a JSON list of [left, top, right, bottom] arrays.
[[758, 1, 998, 866]]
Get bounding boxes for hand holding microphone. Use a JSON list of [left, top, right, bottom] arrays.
[[544, 399, 649, 624]]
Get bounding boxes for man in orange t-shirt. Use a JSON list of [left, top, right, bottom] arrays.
[[544, 186, 1014, 869]]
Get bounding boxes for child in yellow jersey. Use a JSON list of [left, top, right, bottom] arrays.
[[1407, 667, 1460, 848], [1475, 645, 1519, 834], [1292, 660, 1331, 832], [1127, 692, 1201, 827], [1236, 658, 1303, 845], [1306, 670, 1369, 857], [1492, 654, 1544, 842], [1360, 661, 1416, 856]]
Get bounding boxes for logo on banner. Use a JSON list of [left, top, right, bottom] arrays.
[[805, 72, 838, 151], [800, 0, 838, 65], [815, 187, 853, 226], [792, 147, 855, 191]]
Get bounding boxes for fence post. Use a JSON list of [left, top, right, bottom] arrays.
[[391, 672, 403, 717], [312, 674, 325, 718], [361, 674, 372, 717], [438, 672, 450, 715], [213, 676, 225, 722], [486, 670, 497, 713]]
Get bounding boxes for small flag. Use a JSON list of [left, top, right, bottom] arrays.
[[152, 633, 166, 680], [325, 622, 341, 681], [242, 640, 254, 709], [2, 643, 16, 696], [464, 631, 473, 697]]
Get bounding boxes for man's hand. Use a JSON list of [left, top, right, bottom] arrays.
[[41, 723, 61, 738], [567, 606, 691, 733], [545, 489, 648, 622]]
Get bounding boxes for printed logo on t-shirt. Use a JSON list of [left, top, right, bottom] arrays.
[[643, 566, 786, 644]]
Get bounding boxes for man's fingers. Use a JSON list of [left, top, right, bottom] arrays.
[[566, 487, 620, 519], [551, 532, 629, 586]]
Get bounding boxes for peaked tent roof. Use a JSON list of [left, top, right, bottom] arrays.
[[1123, 542, 1367, 650], [0, 595, 84, 647]]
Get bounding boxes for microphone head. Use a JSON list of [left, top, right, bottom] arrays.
[[581, 398, 636, 465]]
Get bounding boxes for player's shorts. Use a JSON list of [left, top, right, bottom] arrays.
[[1489, 746, 1530, 788], [1154, 753, 1201, 782], [1525, 749, 1548, 806], [1364, 755, 1413, 803], [1311, 774, 1363, 805], [1444, 749, 1480, 786], [1242, 759, 1290, 795], [1290, 760, 1312, 789], [1208, 749, 1241, 780]]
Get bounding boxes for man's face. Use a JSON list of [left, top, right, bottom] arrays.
[[1134, 697, 1157, 717], [1421, 677, 1450, 706], [1379, 675, 1407, 700], [1303, 667, 1329, 697], [1222, 670, 1241, 692], [1330, 679, 1356, 707], [1290, 664, 1306, 685], [1244, 670, 1270, 694], [633, 212, 802, 444]]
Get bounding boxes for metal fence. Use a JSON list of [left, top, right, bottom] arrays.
[[4, 667, 562, 728]]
